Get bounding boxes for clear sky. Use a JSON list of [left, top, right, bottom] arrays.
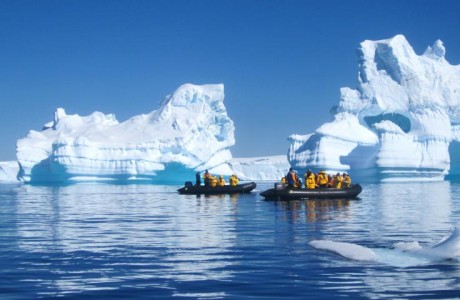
[[1, 0, 459, 161]]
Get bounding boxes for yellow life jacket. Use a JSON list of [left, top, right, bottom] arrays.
[[317, 172, 328, 185], [342, 175, 351, 188], [306, 174, 316, 189], [333, 175, 343, 188], [230, 175, 239, 186]]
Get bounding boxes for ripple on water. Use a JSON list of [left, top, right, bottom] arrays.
[[1, 182, 460, 298]]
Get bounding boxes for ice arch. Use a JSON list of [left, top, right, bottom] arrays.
[[364, 113, 411, 133]]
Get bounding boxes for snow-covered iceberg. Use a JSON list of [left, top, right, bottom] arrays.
[[289, 35, 460, 182], [16, 84, 236, 183]]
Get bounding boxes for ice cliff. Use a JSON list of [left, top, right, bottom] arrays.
[[16, 84, 237, 183], [289, 35, 460, 181], [0, 161, 19, 182]]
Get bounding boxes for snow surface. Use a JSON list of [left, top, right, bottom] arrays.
[[289, 35, 460, 182], [227, 155, 289, 181]]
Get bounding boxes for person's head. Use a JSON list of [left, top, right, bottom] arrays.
[[289, 167, 293, 172]]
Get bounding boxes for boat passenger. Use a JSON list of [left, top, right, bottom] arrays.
[[286, 168, 301, 189], [210, 176, 218, 187], [304, 170, 316, 189], [281, 176, 287, 185], [203, 170, 212, 186], [230, 174, 239, 186], [342, 173, 351, 188], [317, 170, 329, 188], [332, 172, 343, 188], [328, 175, 335, 187], [218, 175, 226, 186], [195, 171, 201, 186]]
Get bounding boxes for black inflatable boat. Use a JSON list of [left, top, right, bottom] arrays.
[[260, 183, 362, 200], [178, 181, 257, 195]]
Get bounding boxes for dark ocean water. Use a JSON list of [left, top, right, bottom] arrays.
[[1, 181, 460, 299]]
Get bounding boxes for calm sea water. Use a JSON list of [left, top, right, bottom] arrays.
[[1, 181, 460, 299]]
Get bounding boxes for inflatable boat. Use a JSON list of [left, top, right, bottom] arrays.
[[178, 181, 257, 195], [260, 183, 362, 200]]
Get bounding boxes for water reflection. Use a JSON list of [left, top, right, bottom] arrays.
[[311, 182, 460, 298], [2, 181, 460, 298], [9, 184, 240, 296], [275, 199, 353, 223], [370, 181, 453, 243]]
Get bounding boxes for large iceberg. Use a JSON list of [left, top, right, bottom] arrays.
[[16, 84, 237, 183], [289, 35, 460, 182]]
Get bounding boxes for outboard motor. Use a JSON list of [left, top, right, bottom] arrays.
[[184, 181, 193, 188], [274, 183, 285, 191]]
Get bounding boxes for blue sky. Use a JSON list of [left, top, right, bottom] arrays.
[[1, 0, 459, 160]]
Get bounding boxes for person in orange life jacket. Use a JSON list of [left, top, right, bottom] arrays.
[[328, 174, 335, 188], [218, 175, 226, 186], [210, 176, 218, 187], [203, 170, 212, 186]]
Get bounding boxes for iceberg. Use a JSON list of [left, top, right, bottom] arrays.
[[227, 155, 289, 181], [0, 161, 19, 182], [16, 84, 237, 183], [309, 226, 460, 268], [289, 35, 460, 182]]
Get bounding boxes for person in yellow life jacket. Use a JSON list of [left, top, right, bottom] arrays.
[[342, 173, 351, 188], [281, 177, 287, 185], [210, 176, 218, 187], [229, 174, 239, 186], [218, 175, 226, 186], [316, 170, 329, 188], [203, 170, 212, 186], [304, 170, 316, 189], [332, 172, 343, 188]]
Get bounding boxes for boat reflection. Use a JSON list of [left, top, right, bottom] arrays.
[[276, 198, 354, 222]]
